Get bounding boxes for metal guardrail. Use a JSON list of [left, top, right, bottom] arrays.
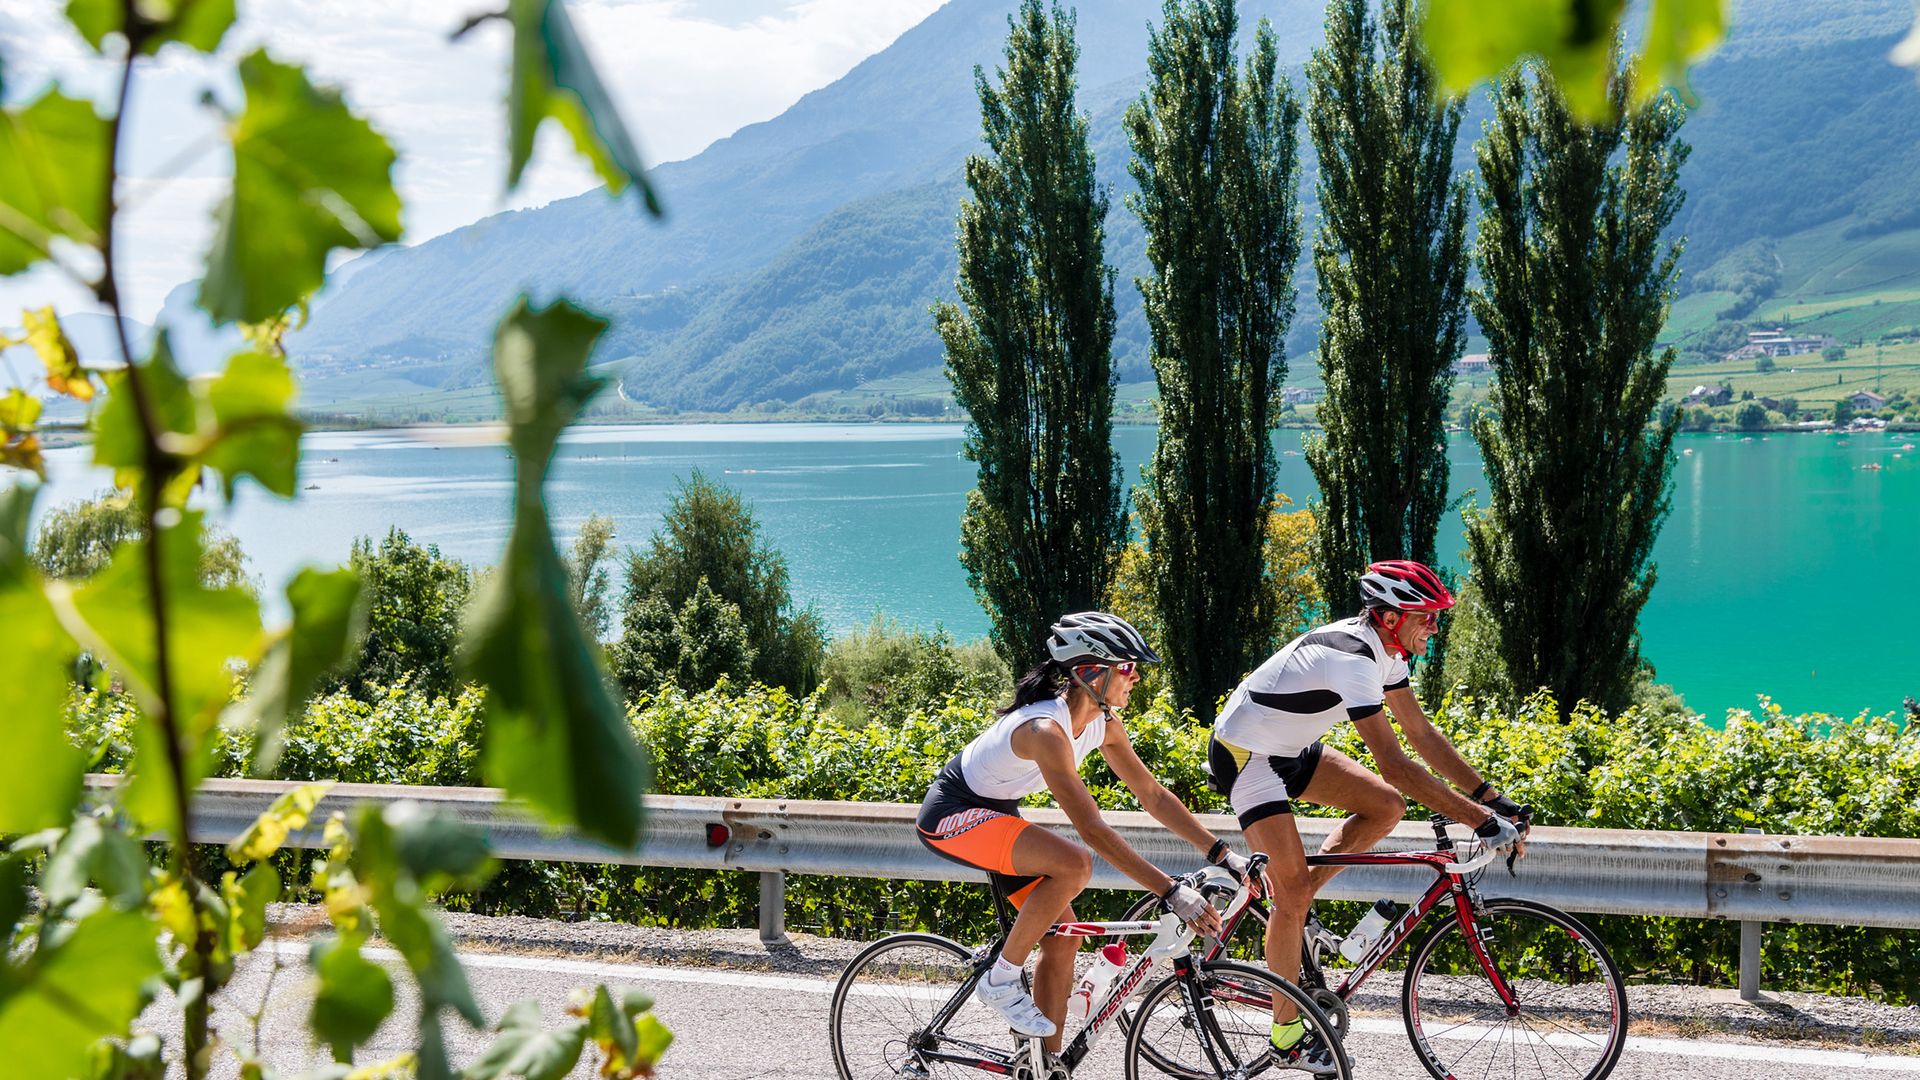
[[97, 776, 1920, 995]]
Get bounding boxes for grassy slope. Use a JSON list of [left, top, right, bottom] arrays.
[[1667, 340, 1920, 408]]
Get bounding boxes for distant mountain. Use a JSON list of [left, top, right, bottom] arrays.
[[285, 0, 1919, 412]]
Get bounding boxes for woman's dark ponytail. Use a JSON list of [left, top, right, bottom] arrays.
[[999, 659, 1070, 715]]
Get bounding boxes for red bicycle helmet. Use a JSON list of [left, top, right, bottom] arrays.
[[1358, 560, 1455, 612]]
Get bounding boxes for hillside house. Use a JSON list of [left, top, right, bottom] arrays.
[[1725, 328, 1835, 361], [1282, 386, 1323, 405], [1683, 384, 1733, 406], [1453, 353, 1491, 376], [1849, 390, 1888, 410]]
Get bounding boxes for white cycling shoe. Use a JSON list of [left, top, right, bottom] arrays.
[[976, 974, 1057, 1038]]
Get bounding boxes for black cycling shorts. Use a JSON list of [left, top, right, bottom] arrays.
[[1208, 737, 1324, 829]]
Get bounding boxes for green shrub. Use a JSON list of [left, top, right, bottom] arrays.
[[817, 615, 1009, 725], [66, 675, 1920, 998]]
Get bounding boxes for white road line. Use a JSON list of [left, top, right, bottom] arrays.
[[264, 942, 1920, 1071]]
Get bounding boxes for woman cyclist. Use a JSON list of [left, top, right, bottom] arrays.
[[916, 612, 1258, 1053]]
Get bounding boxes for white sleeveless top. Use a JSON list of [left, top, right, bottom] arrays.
[[959, 697, 1106, 801]]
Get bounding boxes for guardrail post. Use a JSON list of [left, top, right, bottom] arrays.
[[1739, 826, 1763, 1001], [760, 871, 788, 945]]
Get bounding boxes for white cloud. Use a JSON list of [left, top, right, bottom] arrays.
[[0, 0, 943, 322]]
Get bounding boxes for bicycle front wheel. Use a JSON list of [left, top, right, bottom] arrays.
[[1401, 898, 1627, 1080], [1123, 959, 1352, 1080], [829, 932, 1006, 1080]]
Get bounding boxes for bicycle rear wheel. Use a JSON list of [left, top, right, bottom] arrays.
[[1123, 960, 1351, 1080], [1401, 898, 1627, 1080], [829, 933, 1007, 1080]]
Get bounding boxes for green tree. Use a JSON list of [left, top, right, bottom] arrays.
[[1735, 401, 1768, 430], [1754, 355, 1775, 373], [1126, 0, 1302, 719], [613, 471, 824, 697], [1464, 63, 1688, 714], [31, 489, 252, 593], [1833, 398, 1856, 426], [565, 512, 617, 640], [934, 0, 1127, 672], [1303, 0, 1469, 614], [1823, 345, 1847, 362], [328, 527, 472, 700]]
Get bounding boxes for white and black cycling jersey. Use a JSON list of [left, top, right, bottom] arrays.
[[1212, 616, 1409, 758]]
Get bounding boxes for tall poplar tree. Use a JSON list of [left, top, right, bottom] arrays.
[[935, 0, 1126, 671], [1304, 0, 1468, 613], [1126, 0, 1301, 720], [1465, 64, 1688, 713]]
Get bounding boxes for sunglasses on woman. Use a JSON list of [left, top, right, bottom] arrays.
[[1078, 661, 1138, 678]]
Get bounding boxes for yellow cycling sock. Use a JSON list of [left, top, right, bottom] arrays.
[[1270, 1018, 1305, 1051]]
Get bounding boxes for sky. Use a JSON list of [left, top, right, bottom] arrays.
[[0, 0, 948, 324]]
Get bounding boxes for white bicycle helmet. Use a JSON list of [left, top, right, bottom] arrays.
[[1047, 611, 1162, 666]]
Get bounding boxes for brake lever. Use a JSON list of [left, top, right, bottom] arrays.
[[1506, 806, 1534, 877]]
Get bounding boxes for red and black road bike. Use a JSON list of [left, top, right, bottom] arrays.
[[1122, 815, 1628, 1080]]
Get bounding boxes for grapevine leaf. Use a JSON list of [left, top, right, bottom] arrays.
[[0, 907, 163, 1080], [221, 862, 279, 956], [308, 935, 394, 1062], [460, 297, 649, 849], [67, 0, 235, 55], [1420, 0, 1619, 120], [583, 985, 670, 1075], [461, 999, 586, 1080], [504, 0, 660, 214], [235, 566, 363, 773], [22, 307, 94, 401], [1637, 0, 1725, 106], [201, 349, 302, 499], [58, 516, 264, 836], [350, 805, 484, 1026], [227, 781, 333, 863], [0, 485, 84, 833], [40, 813, 145, 912], [200, 51, 401, 326], [0, 389, 45, 476], [90, 332, 198, 503], [0, 89, 108, 274]]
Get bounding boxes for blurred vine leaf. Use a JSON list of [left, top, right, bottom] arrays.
[[1420, 0, 1724, 120], [0, 389, 44, 475], [309, 934, 394, 1063], [0, 485, 85, 832], [233, 568, 364, 773], [462, 999, 586, 1080], [581, 985, 672, 1077], [227, 780, 335, 863], [504, 0, 660, 214], [200, 350, 303, 499], [460, 298, 650, 849], [200, 51, 401, 325], [93, 335, 306, 503], [91, 332, 199, 503], [22, 307, 94, 400], [66, 0, 235, 55], [0, 906, 163, 1080], [53, 514, 265, 836], [0, 89, 108, 274], [351, 803, 491, 1079]]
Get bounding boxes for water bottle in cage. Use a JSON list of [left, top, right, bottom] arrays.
[[1065, 942, 1129, 1021], [1338, 898, 1400, 963]]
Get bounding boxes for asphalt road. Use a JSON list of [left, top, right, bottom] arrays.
[[168, 943, 1920, 1080]]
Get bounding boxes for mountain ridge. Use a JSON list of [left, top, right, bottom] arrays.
[[274, 0, 1920, 412]]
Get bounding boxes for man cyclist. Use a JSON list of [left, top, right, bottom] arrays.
[[917, 612, 1258, 1055], [1209, 560, 1528, 1061]]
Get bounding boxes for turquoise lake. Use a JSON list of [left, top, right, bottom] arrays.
[[34, 423, 1919, 721]]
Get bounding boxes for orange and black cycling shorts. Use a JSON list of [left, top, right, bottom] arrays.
[[916, 757, 1043, 909]]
